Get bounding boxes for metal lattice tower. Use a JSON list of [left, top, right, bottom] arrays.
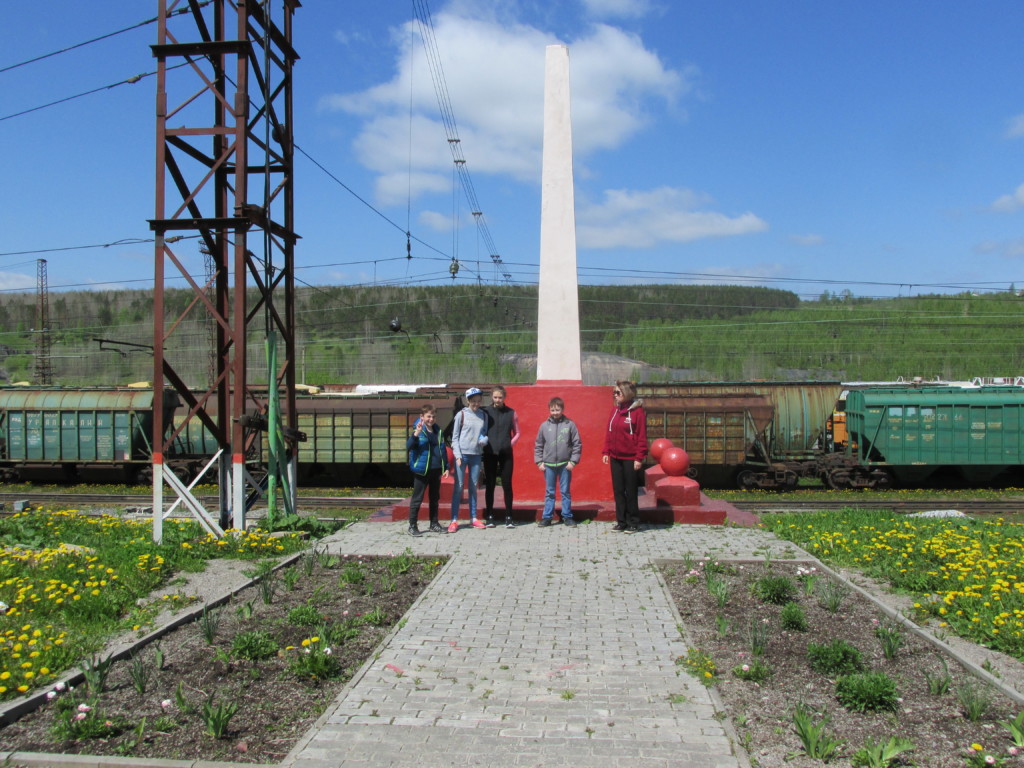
[[33, 259, 53, 385], [150, 0, 299, 541]]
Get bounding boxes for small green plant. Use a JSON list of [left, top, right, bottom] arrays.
[[290, 638, 340, 680], [128, 654, 153, 695], [340, 562, 366, 585], [282, 566, 302, 591], [750, 574, 797, 605], [199, 698, 238, 738], [792, 703, 844, 761], [779, 601, 808, 632], [678, 648, 717, 685], [714, 613, 731, 638], [153, 643, 165, 671], [302, 549, 319, 576], [705, 573, 731, 608], [873, 618, 905, 660], [258, 570, 277, 604], [363, 606, 388, 626], [807, 639, 863, 676], [287, 602, 325, 627], [231, 630, 278, 661], [817, 579, 850, 613], [966, 743, 1009, 767], [835, 672, 899, 713], [51, 699, 125, 740], [321, 619, 360, 646], [745, 617, 771, 657], [561, 689, 575, 700], [732, 658, 772, 683], [236, 599, 255, 620], [923, 659, 952, 695], [851, 735, 916, 768], [796, 565, 819, 595], [174, 681, 195, 715], [1000, 711, 1024, 747], [957, 679, 995, 721], [387, 548, 416, 575], [80, 654, 115, 694], [199, 606, 221, 644]]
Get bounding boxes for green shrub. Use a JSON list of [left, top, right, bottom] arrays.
[[836, 672, 899, 713], [733, 658, 772, 683], [808, 639, 863, 676], [750, 574, 798, 604], [780, 601, 808, 632], [231, 630, 278, 661], [287, 602, 325, 627]]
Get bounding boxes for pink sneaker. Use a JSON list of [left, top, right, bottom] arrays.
[[447, 520, 459, 533], [471, 518, 486, 529]]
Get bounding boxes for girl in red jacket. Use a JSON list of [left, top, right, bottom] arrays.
[[601, 380, 648, 533]]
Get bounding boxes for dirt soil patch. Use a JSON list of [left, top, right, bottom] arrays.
[[0, 550, 445, 764], [661, 559, 1023, 768]]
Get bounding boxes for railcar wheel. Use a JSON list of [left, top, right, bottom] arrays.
[[826, 469, 851, 490], [869, 470, 894, 490], [736, 470, 757, 490]]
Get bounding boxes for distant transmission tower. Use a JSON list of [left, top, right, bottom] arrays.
[[33, 258, 53, 384]]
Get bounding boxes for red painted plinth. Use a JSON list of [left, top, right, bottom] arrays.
[[654, 475, 702, 507], [383, 382, 752, 526], [645, 465, 666, 494]]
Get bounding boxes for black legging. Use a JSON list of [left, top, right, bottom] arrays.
[[483, 448, 514, 518], [609, 457, 640, 527], [408, 469, 442, 526]]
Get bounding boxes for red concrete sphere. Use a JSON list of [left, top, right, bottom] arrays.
[[660, 446, 691, 477], [650, 438, 674, 461]]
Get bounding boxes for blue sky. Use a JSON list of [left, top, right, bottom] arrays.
[[3, 0, 1024, 300]]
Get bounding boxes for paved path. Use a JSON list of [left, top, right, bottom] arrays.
[[284, 520, 799, 768]]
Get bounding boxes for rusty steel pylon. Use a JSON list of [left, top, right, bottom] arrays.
[[33, 259, 53, 385], [150, 0, 299, 541]]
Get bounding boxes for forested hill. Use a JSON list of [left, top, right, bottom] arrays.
[[0, 284, 1021, 385]]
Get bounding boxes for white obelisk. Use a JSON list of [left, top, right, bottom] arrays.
[[536, 44, 583, 384]]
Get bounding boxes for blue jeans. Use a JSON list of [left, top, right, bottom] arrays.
[[543, 465, 572, 520], [452, 454, 482, 520]]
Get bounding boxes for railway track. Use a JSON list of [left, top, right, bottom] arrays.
[[0, 492, 403, 511], [727, 498, 1024, 515]]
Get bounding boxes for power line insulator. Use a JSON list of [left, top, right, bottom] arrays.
[[449, 259, 460, 278]]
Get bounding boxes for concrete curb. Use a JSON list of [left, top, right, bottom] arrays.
[[0, 750, 273, 768]]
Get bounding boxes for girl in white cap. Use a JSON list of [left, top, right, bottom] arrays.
[[449, 387, 491, 531]]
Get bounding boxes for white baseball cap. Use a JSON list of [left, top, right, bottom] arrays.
[[465, 387, 482, 399]]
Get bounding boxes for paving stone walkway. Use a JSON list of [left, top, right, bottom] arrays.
[[283, 520, 801, 768]]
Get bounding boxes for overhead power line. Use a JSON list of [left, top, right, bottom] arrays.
[[0, 2, 210, 75]]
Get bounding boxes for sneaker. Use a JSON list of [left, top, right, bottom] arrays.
[[471, 518, 486, 529], [485, 518, 496, 528], [429, 523, 444, 534], [564, 518, 577, 527], [447, 520, 459, 533], [538, 518, 552, 527], [505, 518, 515, 529], [408, 526, 422, 537], [612, 523, 628, 532], [623, 526, 639, 534]]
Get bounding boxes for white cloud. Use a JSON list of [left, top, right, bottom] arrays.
[[0, 272, 36, 291], [790, 233, 824, 246], [576, 187, 768, 248], [991, 183, 1024, 213], [320, 7, 688, 204], [974, 239, 1024, 259], [581, 0, 655, 20], [417, 210, 454, 232], [1007, 114, 1024, 139]]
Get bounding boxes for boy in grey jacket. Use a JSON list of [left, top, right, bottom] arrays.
[[534, 397, 582, 527]]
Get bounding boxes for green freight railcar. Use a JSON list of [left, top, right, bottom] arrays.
[[0, 387, 180, 482], [829, 386, 1024, 488]]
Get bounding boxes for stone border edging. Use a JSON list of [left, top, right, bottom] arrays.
[[277, 553, 459, 767], [0, 749, 271, 768]]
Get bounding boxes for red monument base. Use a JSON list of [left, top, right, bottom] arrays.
[[381, 381, 757, 526]]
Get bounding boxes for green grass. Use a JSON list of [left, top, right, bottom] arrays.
[[763, 509, 1024, 660], [0, 508, 309, 700]]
